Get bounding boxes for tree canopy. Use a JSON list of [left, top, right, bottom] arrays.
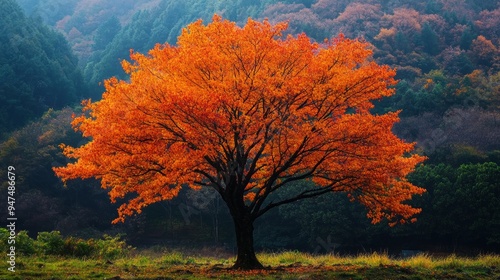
[[54, 16, 425, 269]]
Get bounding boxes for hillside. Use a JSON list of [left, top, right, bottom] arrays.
[[0, 0, 85, 135]]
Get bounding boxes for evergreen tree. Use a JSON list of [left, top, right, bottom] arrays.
[[0, 0, 85, 136], [460, 25, 475, 50], [421, 22, 440, 55], [93, 16, 121, 51]]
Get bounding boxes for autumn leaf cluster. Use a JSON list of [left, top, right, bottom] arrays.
[[54, 15, 425, 224]]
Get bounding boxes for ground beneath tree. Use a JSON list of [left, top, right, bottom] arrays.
[[63, 263, 430, 279], [5, 252, 499, 279]]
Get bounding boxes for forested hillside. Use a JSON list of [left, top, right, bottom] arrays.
[[15, 0, 500, 108], [0, 0, 85, 135], [1, 0, 499, 255]]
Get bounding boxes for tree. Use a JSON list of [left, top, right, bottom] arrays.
[[476, 8, 500, 40], [421, 22, 440, 55], [409, 162, 500, 249], [333, 3, 382, 38], [470, 35, 498, 67], [93, 16, 121, 51], [261, 3, 328, 41], [54, 16, 426, 269]]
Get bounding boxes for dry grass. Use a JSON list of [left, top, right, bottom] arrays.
[[2, 250, 499, 279]]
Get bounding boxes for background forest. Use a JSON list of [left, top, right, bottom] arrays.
[[1, 0, 499, 255]]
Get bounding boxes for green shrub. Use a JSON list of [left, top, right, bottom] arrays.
[[0, 228, 36, 255], [63, 237, 95, 257], [0, 228, 9, 252], [16, 230, 36, 255], [1, 229, 132, 259], [95, 234, 131, 260], [36, 231, 65, 255]]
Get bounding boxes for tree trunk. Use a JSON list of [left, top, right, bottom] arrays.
[[231, 216, 263, 270]]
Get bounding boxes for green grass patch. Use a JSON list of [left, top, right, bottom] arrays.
[[1, 251, 499, 279]]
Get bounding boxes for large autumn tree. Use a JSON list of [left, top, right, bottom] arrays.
[[54, 16, 425, 269]]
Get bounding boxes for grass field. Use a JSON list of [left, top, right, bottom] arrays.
[[2, 250, 500, 279]]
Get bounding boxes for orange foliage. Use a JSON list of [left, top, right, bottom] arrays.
[[54, 15, 425, 225], [383, 8, 422, 35], [333, 3, 382, 37], [476, 8, 500, 38], [334, 3, 382, 24], [374, 28, 396, 42], [471, 35, 498, 65]]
